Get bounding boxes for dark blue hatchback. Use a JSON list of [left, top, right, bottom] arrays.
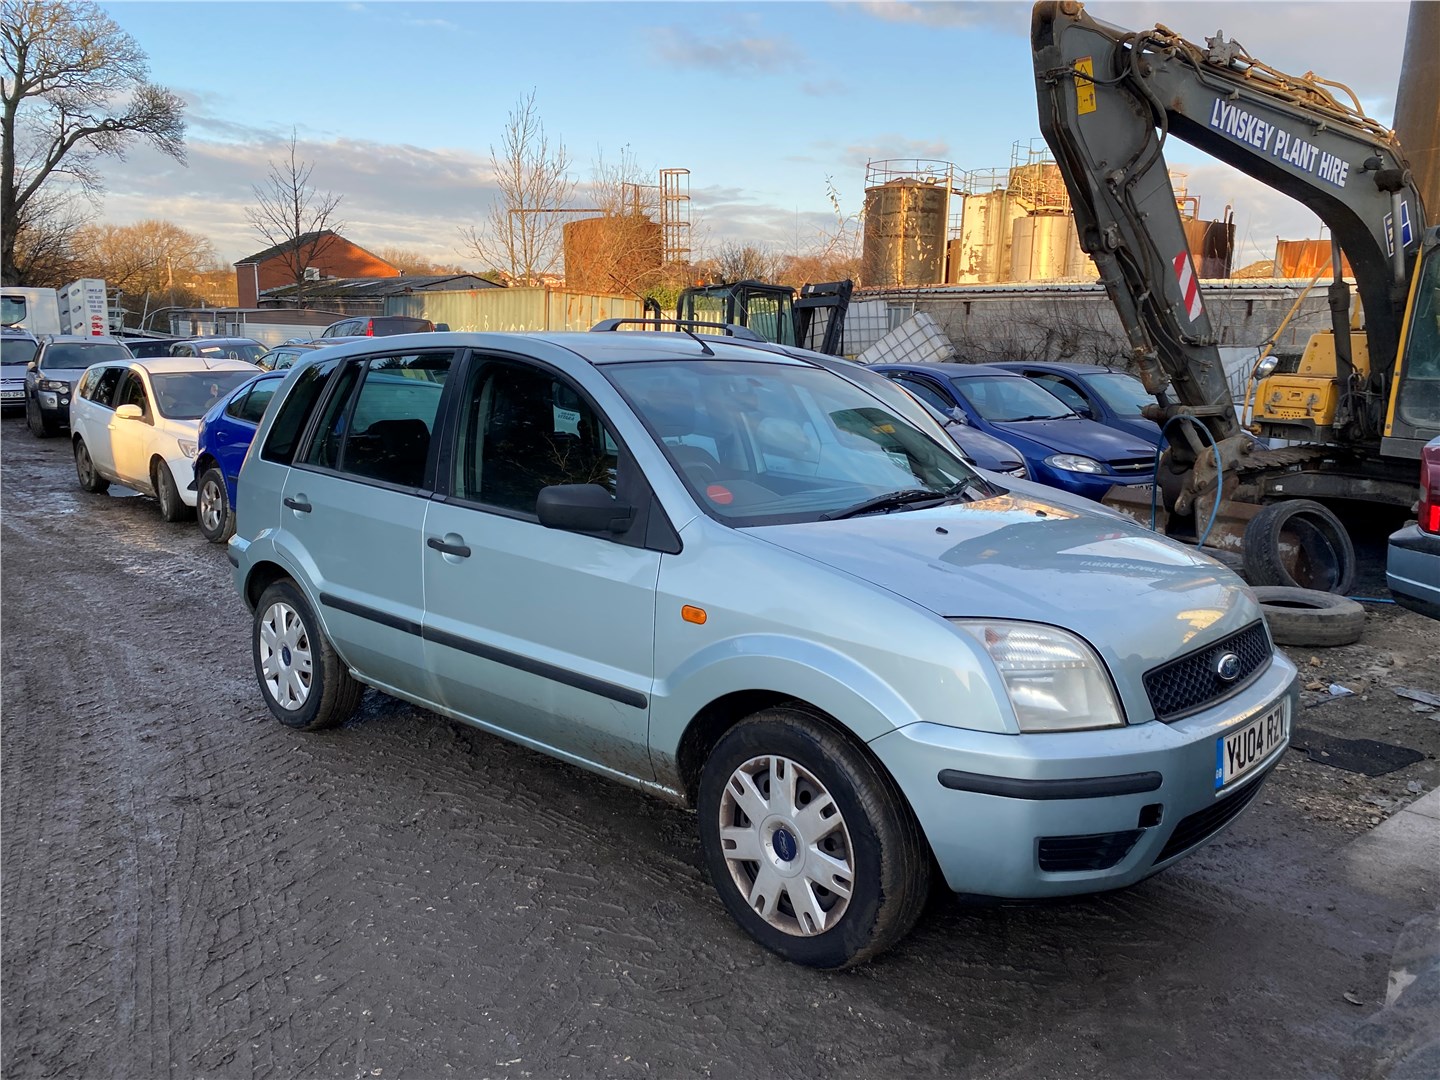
[[992, 361, 1165, 446], [194, 370, 287, 542], [871, 363, 1157, 501]]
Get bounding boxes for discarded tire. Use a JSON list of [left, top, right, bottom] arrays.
[[1243, 499, 1355, 595], [1252, 586, 1366, 647]]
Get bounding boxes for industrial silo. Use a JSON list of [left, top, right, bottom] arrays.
[[1011, 213, 1073, 281], [861, 161, 955, 287], [948, 188, 1022, 284]]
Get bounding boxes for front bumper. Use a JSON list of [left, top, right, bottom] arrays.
[[1387, 522, 1440, 619], [35, 388, 71, 421], [161, 455, 199, 506], [869, 652, 1298, 897]]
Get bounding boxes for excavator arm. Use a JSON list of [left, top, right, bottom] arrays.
[[1031, 0, 1425, 463]]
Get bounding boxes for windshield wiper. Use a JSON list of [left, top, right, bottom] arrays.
[[1006, 413, 1070, 422], [821, 488, 952, 521]]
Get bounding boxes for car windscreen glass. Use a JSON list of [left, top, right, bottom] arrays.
[[1, 338, 38, 366], [953, 375, 1076, 422], [1, 295, 26, 326], [151, 371, 258, 419], [606, 359, 981, 525], [1086, 372, 1157, 417], [197, 343, 265, 363], [41, 343, 132, 369]]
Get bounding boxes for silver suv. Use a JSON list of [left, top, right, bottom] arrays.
[[230, 330, 1297, 967]]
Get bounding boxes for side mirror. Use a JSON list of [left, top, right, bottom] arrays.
[[537, 483, 634, 533], [115, 403, 143, 420], [26, 360, 36, 371], [945, 406, 970, 426]]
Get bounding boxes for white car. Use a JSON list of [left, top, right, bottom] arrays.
[[69, 357, 259, 520]]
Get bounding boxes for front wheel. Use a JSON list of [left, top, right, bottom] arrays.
[[697, 707, 931, 968], [196, 466, 234, 543], [26, 397, 55, 438], [74, 439, 109, 493], [252, 580, 363, 731], [153, 461, 192, 523]]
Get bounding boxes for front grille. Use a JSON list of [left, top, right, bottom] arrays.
[[1143, 621, 1272, 721], [1153, 770, 1270, 864], [1038, 830, 1143, 872], [1109, 458, 1157, 474]]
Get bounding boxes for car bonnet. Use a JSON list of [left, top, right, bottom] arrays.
[[747, 490, 1260, 718], [989, 415, 1154, 463]]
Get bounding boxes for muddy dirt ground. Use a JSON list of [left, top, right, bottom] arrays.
[[3, 415, 1438, 1079]]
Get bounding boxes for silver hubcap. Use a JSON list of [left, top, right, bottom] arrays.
[[718, 755, 855, 937], [77, 446, 92, 481], [258, 602, 314, 710], [199, 478, 223, 531]]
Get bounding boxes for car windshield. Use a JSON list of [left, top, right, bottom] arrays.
[[41, 343, 132, 369], [1, 337, 38, 366], [151, 371, 259, 419], [605, 358, 981, 525], [953, 375, 1076, 422], [196, 342, 265, 363], [1086, 371, 1157, 417]]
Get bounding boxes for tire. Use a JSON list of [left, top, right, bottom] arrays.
[[1243, 499, 1355, 595], [73, 438, 109, 494], [1252, 586, 1366, 647], [697, 706, 931, 969], [152, 460, 192, 523], [252, 579, 363, 731], [26, 396, 55, 438], [196, 466, 234, 543]]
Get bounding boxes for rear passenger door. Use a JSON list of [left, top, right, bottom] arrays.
[[73, 364, 126, 477], [420, 354, 661, 779], [280, 349, 455, 695]]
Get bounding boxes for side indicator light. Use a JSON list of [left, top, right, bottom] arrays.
[[681, 605, 707, 625]]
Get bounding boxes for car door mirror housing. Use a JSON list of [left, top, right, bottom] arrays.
[[115, 403, 143, 420], [946, 406, 970, 426], [537, 484, 635, 534]]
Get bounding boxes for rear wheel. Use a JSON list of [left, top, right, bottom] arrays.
[[74, 439, 109, 494], [196, 466, 234, 543], [697, 707, 931, 968], [152, 461, 191, 523], [252, 580, 363, 731]]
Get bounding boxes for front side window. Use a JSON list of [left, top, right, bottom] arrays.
[[1031, 374, 1091, 415], [263, 363, 334, 465], [1086, 372, 1157, 417], [115, 370, 151, 418], [606, 358, 981, 525], [240, 378, 282, 424], [306, 351, 453, 486], [891, 374, 954, 414], [454, 359, 619, 514]]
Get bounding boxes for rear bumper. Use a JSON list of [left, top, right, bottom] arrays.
[[1387, 522, 1440, 619], [869, 653, 1298, 897]]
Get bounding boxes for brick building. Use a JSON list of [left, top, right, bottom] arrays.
[[234, 230, 399, 307]]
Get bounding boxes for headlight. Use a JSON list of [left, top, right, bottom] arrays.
[[39, 379, 70, 392], [1045, 453, 1104, 474], [955, 621, 1124, 732], [177, 440, 198, 459]]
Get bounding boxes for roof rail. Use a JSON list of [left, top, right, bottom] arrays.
[[589, 317, 766, 348]]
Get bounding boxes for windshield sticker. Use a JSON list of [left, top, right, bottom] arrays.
[[1208, 99, 1349, 189]]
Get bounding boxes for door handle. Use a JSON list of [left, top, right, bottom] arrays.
[[283, 496, 312, 513], [427, 536, 471, 558]]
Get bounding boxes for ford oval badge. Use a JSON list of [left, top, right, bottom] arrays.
[[1216, 652, 1242, 682]]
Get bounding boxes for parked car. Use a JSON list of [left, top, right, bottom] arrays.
[[170, 337, 267, 364], [256, 339, 361, 372], [230, 330, 1296, 968], [993, 361, 1165, 445], [319, 315, 436, 338], [194, 370, 288, 542], [913, 397, 1027, 477], [1, 326, 40, 412], [870, 363, 1158, 501], [25, 336, 134, 437], [116, 336, 182, 359], [1386, 435, 1440, 619], [69, 356, 258, 520]]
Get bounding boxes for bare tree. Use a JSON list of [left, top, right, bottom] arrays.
[[373, 245, 471, 276], [462, 90, 573, 287], [72, 218, 215, 292], [1, 0, 185, 283], [705, 241, 780, 284], [246, 130, 344, 307], [8, 184, 84, 286]]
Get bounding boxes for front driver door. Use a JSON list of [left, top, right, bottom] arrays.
[[421, 354, 660, 780]]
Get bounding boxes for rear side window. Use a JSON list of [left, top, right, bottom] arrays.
[[306, 352, 453, 486], [262, 364, 334, 465]]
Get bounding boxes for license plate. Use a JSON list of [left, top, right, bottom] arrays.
[[1216, 701, 1288, 789], [1, 391, 21, 400]]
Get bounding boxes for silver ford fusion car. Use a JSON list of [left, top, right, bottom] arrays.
[[229, 329, 1297, 968]]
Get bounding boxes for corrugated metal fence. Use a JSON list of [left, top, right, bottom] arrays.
[[385, 288, 643, 332]]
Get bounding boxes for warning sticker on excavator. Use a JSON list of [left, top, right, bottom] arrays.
[[1075, 57, 1096, 114], [1173, 250, 1203, 322]]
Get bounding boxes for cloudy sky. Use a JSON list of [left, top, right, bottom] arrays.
[[94, 0, 1412, 271]]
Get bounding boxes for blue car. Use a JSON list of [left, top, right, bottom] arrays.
[[993, 361, 1165, 446], [194, 370, 287, 543], [871, 363, 1157, 501]]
